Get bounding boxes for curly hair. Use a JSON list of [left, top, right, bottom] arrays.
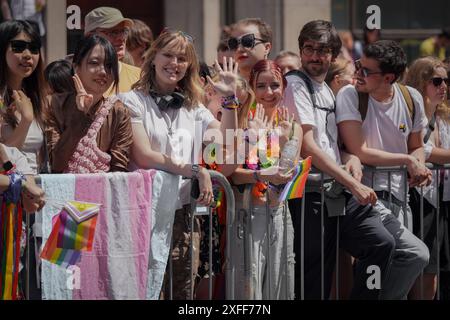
[[363, 40, 407, 83]]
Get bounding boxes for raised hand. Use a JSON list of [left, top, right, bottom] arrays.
[[73, 74, 93, 113], [277, 107, 294, 140], [248, 103, 269, 131], [207, 57, 239, 97], [11, 90, 34, 122]]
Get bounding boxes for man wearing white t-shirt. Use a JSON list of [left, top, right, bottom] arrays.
[[284, 20, 395, 300], [336, 40, 430, 299]]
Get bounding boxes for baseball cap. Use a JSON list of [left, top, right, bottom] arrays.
[[84, 7, 133, 35]]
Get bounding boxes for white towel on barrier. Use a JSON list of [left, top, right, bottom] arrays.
[[40, 174, 76, 300], [146, 170, 180, 300], [40, 170, 180, 300]]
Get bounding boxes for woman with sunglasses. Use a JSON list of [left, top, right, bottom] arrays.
[[120, 30, 239, 299], [0, 20, 46, 175], [228, 18, 272, 81], [230, 60, 302, 299], [405, 56, 450, 300], [0, 19, 48, 301], [46, 35, 132, 174]]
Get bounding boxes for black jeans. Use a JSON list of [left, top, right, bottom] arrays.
[[289, 193, 395, 300]]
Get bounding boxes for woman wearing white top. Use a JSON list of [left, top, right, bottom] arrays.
[[0, 20, 46, 174], [120, 30, 239, 299], [405, 56, 450, 300]]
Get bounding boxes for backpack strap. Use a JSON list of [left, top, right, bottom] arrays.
[[358, 91, 369, 121], [397, 83, 416, 123], [357, 84, 416, 124], [423, 112, 436, 144], [285, 69, 319, 108]]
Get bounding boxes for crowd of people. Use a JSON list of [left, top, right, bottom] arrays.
[[0, 5, 449, 300]]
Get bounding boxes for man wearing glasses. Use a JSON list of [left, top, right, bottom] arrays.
[[284, 20, 398, 300], [84, 7, 141, 95], [228, 18, 272, 80], [336, 40, 431, 299]]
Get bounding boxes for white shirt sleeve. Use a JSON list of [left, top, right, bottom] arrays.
[[408, 86, 428, 133], [119, 91, 144, 124], [195, 104, 216, 134], [335, 84, 362, 124], [284, 76, 316, 127]]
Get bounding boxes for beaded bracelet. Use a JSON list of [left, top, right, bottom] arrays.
[[221, 94, 239, 110]]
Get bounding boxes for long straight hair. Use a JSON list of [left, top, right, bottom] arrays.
[[0, 20, 45, 128]]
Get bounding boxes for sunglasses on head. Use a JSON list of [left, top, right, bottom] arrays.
[[431, 77, 450, 87], [160, 27, 194, 43], [10, 39, 40, 54], [227, 34, 264, 51]]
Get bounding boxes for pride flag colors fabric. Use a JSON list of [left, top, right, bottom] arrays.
[[40, 170, 155, 299], [0, 202, 22, 300], [279, 156, 312, 201], [40, 202, 99, 268]]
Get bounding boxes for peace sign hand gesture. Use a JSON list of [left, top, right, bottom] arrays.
[[73, 74, 93, 113], [206, 57, 239, 97]]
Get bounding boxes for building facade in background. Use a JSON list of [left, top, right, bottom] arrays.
[[45, 0, 448, 64]]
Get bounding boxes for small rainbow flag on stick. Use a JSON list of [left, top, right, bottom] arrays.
[[41, 201, 99, 267], [278, 156, 312, 201]]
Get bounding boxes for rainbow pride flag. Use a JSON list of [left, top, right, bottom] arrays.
[[0, 202, 22, 300], [40, 202, 99, 267], [278, 156, 312, 201]]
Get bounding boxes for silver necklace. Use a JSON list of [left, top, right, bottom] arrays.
[[162, 108, 178, 136]]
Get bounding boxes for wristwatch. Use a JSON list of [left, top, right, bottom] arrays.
[[191, 164, 200, 178], [2, 160, 13, 172]]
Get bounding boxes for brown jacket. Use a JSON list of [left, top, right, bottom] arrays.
[[46, 93, 132, 173]]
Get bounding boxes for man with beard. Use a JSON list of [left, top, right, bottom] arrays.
[[283, 20, 395, 300]]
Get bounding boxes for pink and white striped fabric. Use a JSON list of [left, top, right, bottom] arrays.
[[41, 170, 155, 300]]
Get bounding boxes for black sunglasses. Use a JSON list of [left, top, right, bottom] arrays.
[[10, 40, 40, 54], [355, 60, 383, 78], [227, 34, 264, 51], [431, 77, 450, 87]]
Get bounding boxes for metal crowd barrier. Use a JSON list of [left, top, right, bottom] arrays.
[[166, 170, 236, 300], [18, 164, 450, 300]]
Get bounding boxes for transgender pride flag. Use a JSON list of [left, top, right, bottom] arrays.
[[40, 170, 155, 300]]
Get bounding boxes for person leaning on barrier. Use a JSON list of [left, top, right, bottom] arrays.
[[404, 56, 450, 299], [45, 35, 132, 174], [283, 20, 396, 300], [119, 30, 239, 299], [336, 40, 431, 299]]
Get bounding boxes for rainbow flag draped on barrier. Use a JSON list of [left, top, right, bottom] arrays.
[[40, 201, 99, 268], [278, 156, 312, 201], [0, 201, 23, 300]]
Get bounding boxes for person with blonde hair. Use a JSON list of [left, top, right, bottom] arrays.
[[325, 57, 355, 96], [405, 56, 450, 300], [119, 30, 239, 299]]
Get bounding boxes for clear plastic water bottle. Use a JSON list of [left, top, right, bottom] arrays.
[[279, 137, 299, 174]]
